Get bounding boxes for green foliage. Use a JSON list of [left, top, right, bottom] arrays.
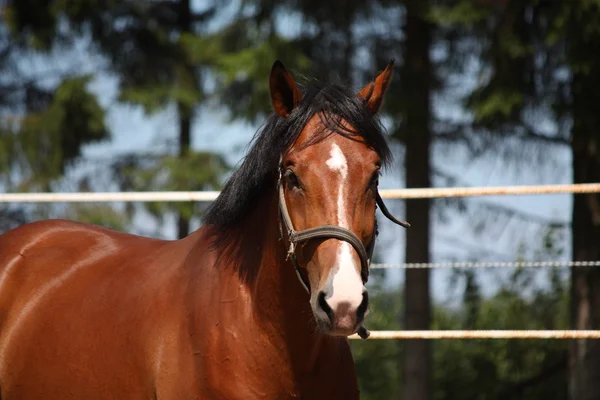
[[1, 75, 108, 191], [1, 1, 109, 189], [118, 82, 200, 116], [114, 151, 229, 223], [351, 277, 403, 400], [352, 267, 569, 400], [181, 16, 312, 123], [469, 89, 523, 125], [2, 1, 237, 233], [215, 34, 312, 122], [63, 204, 130, 232], [3, 0, 58, 49], [5, 0, 210, 114], [437, 0, 590, 141], [436, 270, 568, 400], [428, 1, 490, 26]]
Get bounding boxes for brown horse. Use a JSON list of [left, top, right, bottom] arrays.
[[0, 60, 408, 399]]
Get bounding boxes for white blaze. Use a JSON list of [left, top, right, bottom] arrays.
[[325, 143, 363, 319]]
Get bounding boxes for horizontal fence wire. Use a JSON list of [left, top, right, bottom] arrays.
[[3, 183, 600, 340], [370, 261, 600, 269], [1, 182, 600, 203], [348, 330, 600, 340], [0, 191, 221, 203], [379, 183, 600, 199]]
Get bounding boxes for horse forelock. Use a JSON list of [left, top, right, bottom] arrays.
[[203, 81, 392, 236]]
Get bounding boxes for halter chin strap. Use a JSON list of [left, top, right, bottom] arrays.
[[277, 164, 410, 295]]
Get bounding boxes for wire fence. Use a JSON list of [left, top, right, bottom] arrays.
[[348, 330, 600, 340], [1, 182, 600, 203], [371, 260, 600, 269], [3, 182, 600, 340]]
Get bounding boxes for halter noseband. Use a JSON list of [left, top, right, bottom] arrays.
[[277, 162, 410, 295]]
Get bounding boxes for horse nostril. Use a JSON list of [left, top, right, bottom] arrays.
[[318, 291, 334, 324], [357, 291, 369, 321]]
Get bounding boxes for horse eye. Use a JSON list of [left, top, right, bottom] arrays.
[[285, 170, 301, 189], [369, 171, 380, 188]]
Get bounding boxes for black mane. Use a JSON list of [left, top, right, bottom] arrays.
[[203, 81, 392, 229]]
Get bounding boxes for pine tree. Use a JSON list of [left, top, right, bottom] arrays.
[[432, 1, 600, 397], [397, 2, 433, 398], [563, 2, 600, 398], [3, 1, 249, 237], [0, 5, 110, 229]]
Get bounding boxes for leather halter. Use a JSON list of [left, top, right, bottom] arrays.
[[277, 163, 410, 294]]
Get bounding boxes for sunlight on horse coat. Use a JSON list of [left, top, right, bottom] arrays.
[[0, 59, 407, 399]]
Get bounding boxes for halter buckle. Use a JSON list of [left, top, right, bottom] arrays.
[[286, 241, 296, 261]]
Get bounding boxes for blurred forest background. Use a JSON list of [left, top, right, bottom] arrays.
[[1, 0, 600, 399]]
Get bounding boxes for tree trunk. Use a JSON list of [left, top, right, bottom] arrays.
[[177, 103, 191, 239], [400, 1, 432, 399], [569, 68, 600, 400], [177, 0, 192, 239]]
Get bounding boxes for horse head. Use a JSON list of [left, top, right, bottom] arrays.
[[270, 60, 409, 337]]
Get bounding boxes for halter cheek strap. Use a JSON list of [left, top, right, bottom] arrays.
[[277, 164, 410, 290], [276, 163, 410, 339], [278, 182, 374, 290]]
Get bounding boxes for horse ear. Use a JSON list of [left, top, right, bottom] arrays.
[[269, 60, 303, 117], [357, 58, 395, 114]]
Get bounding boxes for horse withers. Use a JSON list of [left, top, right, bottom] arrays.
[[0, 60, 408, 399]]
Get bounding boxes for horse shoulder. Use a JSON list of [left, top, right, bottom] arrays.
[[0, 219, 166, 301], [0, 219, 190, 398]]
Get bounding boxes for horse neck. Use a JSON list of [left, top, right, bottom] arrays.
[[212, 187, 327, 367], [236, 188, 311, 320], [252, 190, 312, 328]]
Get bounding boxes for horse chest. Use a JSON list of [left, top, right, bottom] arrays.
[[197, 353, 352, 400], [192, 332, 295, 398], [188, 326, 358, 400]]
